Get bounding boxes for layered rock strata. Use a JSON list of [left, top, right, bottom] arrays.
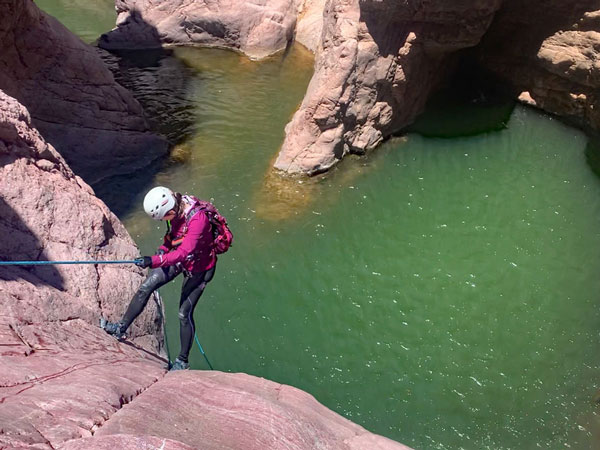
[[0, 90, 165, 448], [92, 371, 410, 450], [477, 0, 600, 131], [274, 0, 503, 174], [0, 0, 168, 186], [99, 0, 298, 60]]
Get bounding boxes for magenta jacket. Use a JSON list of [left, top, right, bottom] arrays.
[[150, 206, 216, 273]]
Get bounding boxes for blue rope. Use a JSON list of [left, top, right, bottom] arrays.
[[0, 259, 142, 266], [158, 289, 214, 371], [194, 332, 214, 370]]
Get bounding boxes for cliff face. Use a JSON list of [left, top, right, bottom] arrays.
[[91, 0, 599, 175], [274, 0, 503, 174], [477, 0, 600, 131], [0, 0, 168, 186], [0, 90, 167, 447]]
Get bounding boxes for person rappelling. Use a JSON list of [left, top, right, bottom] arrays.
[[101, 186, 232, 371]]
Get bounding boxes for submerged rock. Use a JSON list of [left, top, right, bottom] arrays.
[[0, 0, 168, 186], [99, 0, 298, 60]]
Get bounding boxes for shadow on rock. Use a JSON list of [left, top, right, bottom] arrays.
[[98, 8, 163, 50], [0, 197, 65, 290]]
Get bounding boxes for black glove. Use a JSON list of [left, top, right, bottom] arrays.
[[135, 256, 152, 268]]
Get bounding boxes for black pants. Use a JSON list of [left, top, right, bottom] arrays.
[[121, 264, 216, 362]]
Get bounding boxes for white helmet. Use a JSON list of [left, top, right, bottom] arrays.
[[143, 186, 176, 220]]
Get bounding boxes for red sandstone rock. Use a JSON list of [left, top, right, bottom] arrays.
[[94, 371, 410, 450], [59, 434, 195, 449], [275, 0, 503, 174], [99, 0, 298, 60], [0, 0, 168, 186], [0, 90, 167, 448]]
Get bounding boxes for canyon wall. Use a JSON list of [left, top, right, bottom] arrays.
[[0, 0, 168, 186], [0, 89, 166, 447], [477, 0, 600, 131], [93, 0, 600, 175], [274, 0, 503, 174], [275, 0, 600, 174]]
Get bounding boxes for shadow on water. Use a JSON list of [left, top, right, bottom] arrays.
[[585, 134, 600, 179], [0, 197, 65, 290], [95, 48, 198, 217], [406, 58, 515, 138]]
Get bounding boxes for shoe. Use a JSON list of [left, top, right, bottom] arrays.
[[100, 319, 126, 340], [170, 357, 190, 371]]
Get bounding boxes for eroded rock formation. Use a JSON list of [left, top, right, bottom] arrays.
[[477, 0, 600, 131], [99, 0, 298, 60], [0, 0, 168, 186], [274, 0, 504, 174], [276, 0, 600, 174], [295, 0, 327, 52]]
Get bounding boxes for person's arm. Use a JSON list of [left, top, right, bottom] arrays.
[[150, 213, 211, 268]]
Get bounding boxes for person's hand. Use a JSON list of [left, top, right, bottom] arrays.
[[135, 256, 152, 268]]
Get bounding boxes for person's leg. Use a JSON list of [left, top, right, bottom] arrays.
[[176, 266, 216, 365], [105, 265, 181, 337]]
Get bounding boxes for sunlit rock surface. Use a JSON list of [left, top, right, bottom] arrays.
[[295, 0, 327, 53], [478, 0, 600, 130], [0, 0, 168, 186], [275, 0, 503, 174], [94, 371, 410, 450], [99, 0, 298, 60], [0, 90, 166, 448]]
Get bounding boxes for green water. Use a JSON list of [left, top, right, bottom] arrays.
[[37, 4, 600, 449], [34, 0, 116, 44]]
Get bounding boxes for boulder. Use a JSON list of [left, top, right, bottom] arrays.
[[99, 0, 298, 60], [275, 0, 503, 174], [477, 0, 600, 130], [0, 0, 168, 186]]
